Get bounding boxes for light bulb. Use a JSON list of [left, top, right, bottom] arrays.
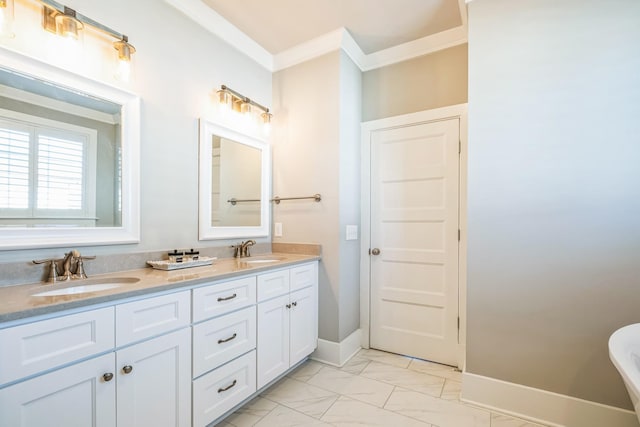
[[115, 58, 131, 82], [0, 0, 15, 39]]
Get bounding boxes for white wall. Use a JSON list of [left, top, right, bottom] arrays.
[[0, 0, 272, 262], [467, 0, 640, 409], [272, 51, 361, 343]]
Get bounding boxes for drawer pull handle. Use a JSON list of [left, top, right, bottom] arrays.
[[218, 379, 237, 393], [103, 372, 114, 382], [122, 365, 133, 374], [217, 293, 237, 302], [218, 333, 237, 344]]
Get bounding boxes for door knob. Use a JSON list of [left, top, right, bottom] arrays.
[[371, 248, 381, 256]]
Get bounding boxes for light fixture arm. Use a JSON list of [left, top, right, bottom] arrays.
[[221, 85, 270, 114], [40, 0, 131, 43]]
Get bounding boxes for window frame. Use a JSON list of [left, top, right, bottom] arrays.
[[0, 108, 98, 225]]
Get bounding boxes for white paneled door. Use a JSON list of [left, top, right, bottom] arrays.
[[369, 118, 460, 366]]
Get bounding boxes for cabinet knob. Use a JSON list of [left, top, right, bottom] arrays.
[[122, 365, 133, 374], [286, 303, 291, 309], [103, 372, 114, 382], [292, 301, 298, 307]]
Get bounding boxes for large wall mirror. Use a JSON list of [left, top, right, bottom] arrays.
[[0, 46, 140, 250], [199, 119, 270, 240]]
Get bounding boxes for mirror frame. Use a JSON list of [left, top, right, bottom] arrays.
[[199, 119, 270, 240], [0, 46, 140, 250]]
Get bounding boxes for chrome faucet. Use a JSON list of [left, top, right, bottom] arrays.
[[33, 250, 95, 283], [231, 240, 256, 258]]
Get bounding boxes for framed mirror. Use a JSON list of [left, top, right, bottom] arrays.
[[0, 46, 140, 250], [199, 119, 270, 240]]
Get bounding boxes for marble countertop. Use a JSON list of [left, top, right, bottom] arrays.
[[0, 253, 320, 324]]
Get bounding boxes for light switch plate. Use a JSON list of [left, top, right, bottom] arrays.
[[346, 225, 358, 241], [274, 222, 283, 237]]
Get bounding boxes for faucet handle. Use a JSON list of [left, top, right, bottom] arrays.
[[32, 258, 60, 283], [72, 255, 95, 279]]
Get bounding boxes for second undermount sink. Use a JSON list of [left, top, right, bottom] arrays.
[[242, 256, 286, 264], [32, 277, 140, 297]]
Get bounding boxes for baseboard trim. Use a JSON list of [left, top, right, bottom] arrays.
[[311, 329, 362, 367], [462, 372, 639, 427]]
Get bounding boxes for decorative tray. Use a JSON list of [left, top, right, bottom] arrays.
[[147, 256, 216, 271]]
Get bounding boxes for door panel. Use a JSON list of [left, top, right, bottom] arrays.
[[370, 118, 460, 366]]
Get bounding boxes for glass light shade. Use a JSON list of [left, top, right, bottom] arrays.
[[0, 0, 14, 39], [55, 13, 84, 40], [240, 101, 252, 115], [217, 89, 233, 114], [114, 38, 136, 82], [261, 112, 272, 135]]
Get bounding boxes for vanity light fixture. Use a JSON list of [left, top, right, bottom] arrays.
[[0, 0, 14, 38], [40, 0, 136, 81], [216, 84, 273, 134]]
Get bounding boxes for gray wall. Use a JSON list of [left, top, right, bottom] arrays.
[[272, 51, 361, 343], [467, 0, 640, 409], [362, 44, 468, 122], [0, 0, 271, 264]]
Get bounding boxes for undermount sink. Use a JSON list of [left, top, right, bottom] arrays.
[[32, 277, 140, 297], [242, 257, 286, 264], [609, 323, 640, 423]]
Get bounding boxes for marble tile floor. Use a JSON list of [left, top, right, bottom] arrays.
[[218, 349, 548, 427]]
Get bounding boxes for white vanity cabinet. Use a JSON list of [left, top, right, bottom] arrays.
[[0, 290, 192, 427], [0, 259, 319, 427], [115, 292, 192, 427], [257, 262, 318, 389]]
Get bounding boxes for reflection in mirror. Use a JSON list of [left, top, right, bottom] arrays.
[[0, 46, 140, 250], [0, 66, 122, 228], [199, 119, 270, 240], [212, 135, 262, 227]]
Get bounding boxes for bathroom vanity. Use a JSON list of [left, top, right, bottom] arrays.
[[0, 254, 319, 427]]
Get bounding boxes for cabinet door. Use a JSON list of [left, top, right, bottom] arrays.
[[116, 328, 191, 427], [256, 294, 290, 389], [289, 286, 318, 366], [0, 353, 116, 427]]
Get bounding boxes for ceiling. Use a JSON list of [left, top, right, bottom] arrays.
[[202, 0, 464, 55], [167, 0, 468, 71]]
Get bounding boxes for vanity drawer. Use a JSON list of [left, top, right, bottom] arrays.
[[116, 290, 190, 347], [257, 269, 290, 302], [192, 276, 256, 323], [0, 307, 115, 386], [290, 262, 318, 292], [192, 306, 256, 378], [192, 349, 256, 427]]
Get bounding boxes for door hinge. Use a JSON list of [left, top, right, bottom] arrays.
[[457, 316, 460, 330], [368, 248, 371, 255], [458, 229, 460, 241], [458, 140, 461, 154]]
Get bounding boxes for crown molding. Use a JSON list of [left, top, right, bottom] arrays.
[[165, 0, 273, 70], [165, 0, 467, 73], [273, 28, 366, 72], [360, 26, 467, 71]]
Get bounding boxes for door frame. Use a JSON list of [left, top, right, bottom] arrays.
[[360, 103, 468, 368]]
